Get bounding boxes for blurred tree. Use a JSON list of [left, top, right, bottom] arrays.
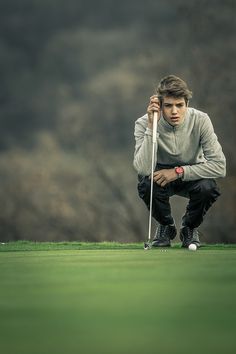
[[0, 0, 235, 242]]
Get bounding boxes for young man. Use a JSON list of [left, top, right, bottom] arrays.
[[133, 75, 226, 247]]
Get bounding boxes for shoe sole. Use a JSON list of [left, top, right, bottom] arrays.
[[152, 243, 171, 247]]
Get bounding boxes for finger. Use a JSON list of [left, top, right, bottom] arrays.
[[150, 97, 159, 103], [148, 104, 160, 113], [150, 95, 158, 100], [153, 173, 161, 182], [153, 172, 161, 181], [149, 97, 159, 106], [151, 107, 160, 112], [155, 176, 165, 184], [160, 180, 167, 187], [157, 176, 167, 186], [150, 102, 160, 109], [153, 170, 162, 176], [156, 179, 165, 186], [150, 101, 160, 109]]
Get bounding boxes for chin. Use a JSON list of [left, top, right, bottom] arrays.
[[170, 121, 180, 126]]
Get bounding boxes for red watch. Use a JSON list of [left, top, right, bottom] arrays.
[[175, 166, 184, 179]]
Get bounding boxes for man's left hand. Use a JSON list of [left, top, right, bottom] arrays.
[[153, 169, 178, 187]]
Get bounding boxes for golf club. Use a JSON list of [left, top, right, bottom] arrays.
[[144, 111, 158, 250]]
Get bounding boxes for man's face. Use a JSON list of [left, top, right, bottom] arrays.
[[161, 96, 187, 126]]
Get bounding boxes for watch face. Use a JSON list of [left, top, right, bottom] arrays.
[[176, 167, 184, 174]]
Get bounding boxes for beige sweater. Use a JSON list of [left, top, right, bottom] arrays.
[[133, 107, 226, 181]]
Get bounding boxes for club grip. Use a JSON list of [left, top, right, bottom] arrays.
[[153, 112, 158, 142]]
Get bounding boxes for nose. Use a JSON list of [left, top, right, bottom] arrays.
[[171, 105, 178, 115]]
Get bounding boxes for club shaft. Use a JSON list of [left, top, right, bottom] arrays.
[[148, 112, 158, 242]]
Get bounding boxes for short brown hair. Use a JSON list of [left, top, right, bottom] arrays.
[[157, 75, 192, 104]]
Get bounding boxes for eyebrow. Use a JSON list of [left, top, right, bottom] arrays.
[[163, 102, 185, 106]]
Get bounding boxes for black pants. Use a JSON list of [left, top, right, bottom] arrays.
[[137, 172, 220, 229]]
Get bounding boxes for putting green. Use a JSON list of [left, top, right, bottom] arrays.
[[0, 244, 236, 354]]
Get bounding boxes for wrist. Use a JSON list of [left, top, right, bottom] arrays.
[[175, 166, 184, 179]]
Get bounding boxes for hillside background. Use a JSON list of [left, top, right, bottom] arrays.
[[0, 0, 235, 243]]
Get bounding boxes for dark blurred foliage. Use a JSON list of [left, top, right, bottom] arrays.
[[0, 0, 235, 242]]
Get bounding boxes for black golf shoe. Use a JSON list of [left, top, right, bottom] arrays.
[[152, 224, 177, 247], [180, 226, 200, 248]]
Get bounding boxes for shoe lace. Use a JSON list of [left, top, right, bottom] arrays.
[[157, 224, 168, 239], [185, 227, 193, 242]]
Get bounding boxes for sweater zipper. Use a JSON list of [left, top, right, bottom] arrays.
[[173, 126, 177, 154]]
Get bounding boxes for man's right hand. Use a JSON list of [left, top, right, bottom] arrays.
[[147, 95, 161, 129]]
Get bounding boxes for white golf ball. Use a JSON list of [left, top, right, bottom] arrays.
[[188, 243, 197, 251]]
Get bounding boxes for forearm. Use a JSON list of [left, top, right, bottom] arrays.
[[182, 158, 226, 181], [133, 128, 159, 176]]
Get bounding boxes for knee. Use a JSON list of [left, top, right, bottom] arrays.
[[197, 179, 220, 201], [137, 176, 168, 201], [137, 176, 151, 200]]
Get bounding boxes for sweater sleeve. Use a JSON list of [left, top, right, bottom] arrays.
[[182, 114, 226, 181], [133, 116, 159, 176]]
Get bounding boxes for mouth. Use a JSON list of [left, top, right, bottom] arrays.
[[170, 116, 180, 121]]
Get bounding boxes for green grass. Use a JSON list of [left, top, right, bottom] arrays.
[[1, 240, 236, 252], [0, 242, 236, 354]]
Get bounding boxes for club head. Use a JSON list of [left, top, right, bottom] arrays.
[[144, 242, 151, 250]]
